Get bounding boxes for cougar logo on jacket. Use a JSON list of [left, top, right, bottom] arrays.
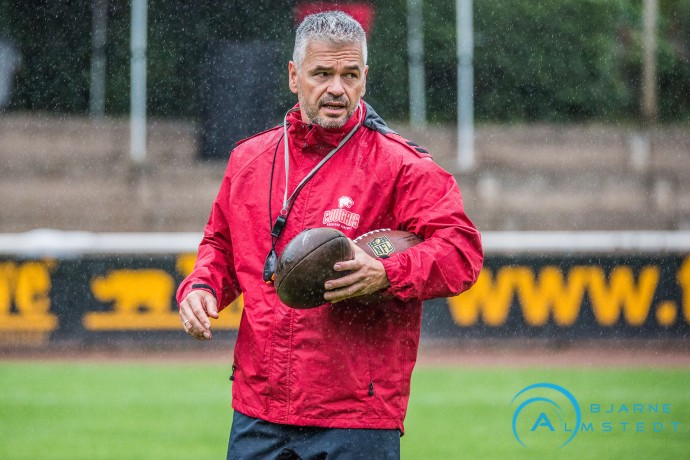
[[323, 196, 360, 230], [338, 196, 354, 209]]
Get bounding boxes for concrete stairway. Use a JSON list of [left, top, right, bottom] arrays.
[[397, 123, 690, 231], [1, 113, 688, 233]]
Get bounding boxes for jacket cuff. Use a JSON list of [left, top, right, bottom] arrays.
[[379, 254, 409, 300], [191, 283, 217, 299], [176, 281, 218, 308]]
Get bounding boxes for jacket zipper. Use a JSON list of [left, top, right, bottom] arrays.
[[229, 364, 236, 381], [368, 380, 375, 396]]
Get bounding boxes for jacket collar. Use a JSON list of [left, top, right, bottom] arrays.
[[361, 101, 394, 135], [286, 101, 365, 155]]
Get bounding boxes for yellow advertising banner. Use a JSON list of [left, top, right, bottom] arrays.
[[0, 252, 688, 347]]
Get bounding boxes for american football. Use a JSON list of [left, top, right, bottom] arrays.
[[275, 227, 354, 309], [354, 229, 422, 259], [352, 229, 423, 304]]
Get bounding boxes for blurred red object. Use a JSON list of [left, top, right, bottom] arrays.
[[294, 2, 375, 36]]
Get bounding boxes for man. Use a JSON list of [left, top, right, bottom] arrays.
[[177, 11, 483, 459]]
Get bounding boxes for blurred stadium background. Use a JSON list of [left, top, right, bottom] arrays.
[[1, 1, 689, 458]]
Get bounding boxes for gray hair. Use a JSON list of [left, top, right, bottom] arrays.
[[292, 11, 368, 69]]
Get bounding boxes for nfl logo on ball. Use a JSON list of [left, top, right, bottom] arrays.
[[368, 237, 395, 258]]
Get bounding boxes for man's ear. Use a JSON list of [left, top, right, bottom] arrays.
[[288, 61, 298, 95]]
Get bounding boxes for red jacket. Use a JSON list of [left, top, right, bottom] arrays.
[[177, 102, 483, 432]]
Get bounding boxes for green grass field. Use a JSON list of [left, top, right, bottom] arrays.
[[0, 362, 688, 459]]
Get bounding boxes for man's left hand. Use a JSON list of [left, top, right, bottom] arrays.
[[323, 239, 390, 303]]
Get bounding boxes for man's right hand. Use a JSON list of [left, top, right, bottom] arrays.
[[179, 290, 219, 340]]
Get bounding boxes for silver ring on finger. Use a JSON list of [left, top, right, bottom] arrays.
[[184, 319, 191, 328]]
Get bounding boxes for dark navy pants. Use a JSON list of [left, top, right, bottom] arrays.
[[227, 411, 401, 460]]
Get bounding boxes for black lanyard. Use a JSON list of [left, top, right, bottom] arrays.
[[263, 107, 362, 284]]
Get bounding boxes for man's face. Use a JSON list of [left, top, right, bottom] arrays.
[[289, 40, 368, 129]]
